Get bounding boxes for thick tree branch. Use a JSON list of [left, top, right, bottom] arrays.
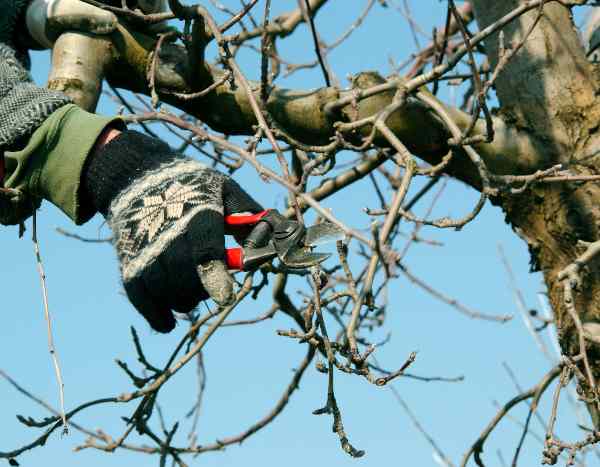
[[96, 22, 548, 191]]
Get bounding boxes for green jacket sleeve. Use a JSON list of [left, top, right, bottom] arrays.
[[1, 104, 123, 225]]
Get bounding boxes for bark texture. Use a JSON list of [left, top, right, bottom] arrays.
[[473, 0, 600, 393]]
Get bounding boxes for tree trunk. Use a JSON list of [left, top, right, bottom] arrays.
[[473, 0, 600, 411]]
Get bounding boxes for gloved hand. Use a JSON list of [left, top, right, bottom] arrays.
[[82, 130, 263, 333], [25, 0, 168, 49]]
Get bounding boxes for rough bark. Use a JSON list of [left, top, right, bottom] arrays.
[[472, 0, 600, 404]]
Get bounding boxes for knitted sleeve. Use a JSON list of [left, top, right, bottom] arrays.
[[0, 1, 73, 151], [0, 44, 72, 151]]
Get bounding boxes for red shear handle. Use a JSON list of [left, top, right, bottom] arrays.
[[224, 210, 269, 226], [225, 248, 244, 270]]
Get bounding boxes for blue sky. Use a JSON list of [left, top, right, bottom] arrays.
[[0, 1, 595, 466]]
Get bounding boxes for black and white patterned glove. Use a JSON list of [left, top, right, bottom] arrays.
[[82, 130, 263, 333]]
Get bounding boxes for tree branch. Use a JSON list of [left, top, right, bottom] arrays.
[[98, 19, 548, 190]]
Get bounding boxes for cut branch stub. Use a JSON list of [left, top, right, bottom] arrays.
[[48, 32, 113, 111]]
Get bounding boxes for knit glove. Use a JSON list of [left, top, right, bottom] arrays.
[[82, 130, 263, 333]]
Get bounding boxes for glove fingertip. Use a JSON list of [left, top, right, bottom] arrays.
[[197, 260, 236, 307], [124, 279, 177, 333], [150, 312, 177, 334]]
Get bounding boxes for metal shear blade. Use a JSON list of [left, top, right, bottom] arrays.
[[281, 223, 344, 269], [304, 223, 345, 247], [281, 250, 331, 269]]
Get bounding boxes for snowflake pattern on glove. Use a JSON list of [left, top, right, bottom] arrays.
[[131, 181, 205, 241], [108, 159, 224, 281]]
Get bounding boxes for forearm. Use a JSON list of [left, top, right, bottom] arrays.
[[91, 126, 122, 155]]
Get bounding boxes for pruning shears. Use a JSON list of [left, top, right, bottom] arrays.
[[223, 210, 344, 271]]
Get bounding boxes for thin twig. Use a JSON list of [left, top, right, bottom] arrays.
[[32, 210, 68, 434], [302, 0, 331, 86]]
